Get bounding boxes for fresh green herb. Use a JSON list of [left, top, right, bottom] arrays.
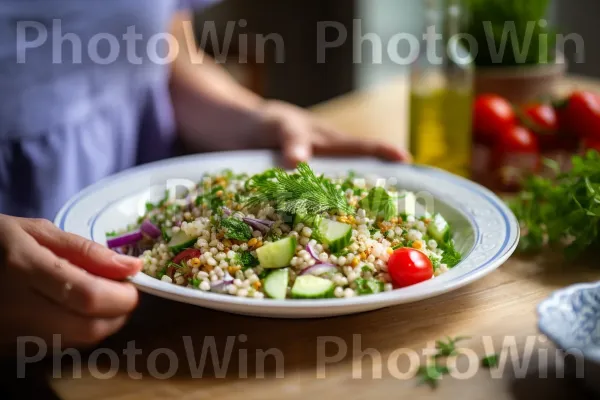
[[359, 187, 398, 221], [235, 251, 259, 270], [510, 151, 600, 257], [369, 227, 379, 236], [145, 202, 155, 212], [340, 171, 357, 192], [157, 267, 167, 280], [355, 278, 384, 295], [220, 217, 253, 241], [431, 258, 441, 270], [161, 226, 171, 242], [392, 243, 404, 250], [405, 240, 414, 248], [440, 241, 462, 268], [332, 248, 351, 257], [417, 364, 450, 389], [192, 277, 201, 288], [435, 336, 470, 358], [106, 231, 118, 238], [196, 185, 224, 211], [361, 265, 371, 274], [465, 0, 556, 67], [257, 269, 269, 280], [481, 354, 499, 368], [246, 162, 354, 216]]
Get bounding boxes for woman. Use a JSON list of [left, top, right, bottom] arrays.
[[0, 1, 408, 349]]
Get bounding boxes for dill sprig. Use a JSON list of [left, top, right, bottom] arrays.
[[245, 162, 354, 216]]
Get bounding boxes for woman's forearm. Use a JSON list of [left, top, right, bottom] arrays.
[[169, 11, 275, 151]]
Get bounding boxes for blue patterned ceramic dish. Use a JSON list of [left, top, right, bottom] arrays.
[[538, 282, 600, 393]]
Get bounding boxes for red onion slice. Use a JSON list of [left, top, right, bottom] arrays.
[[107, 230, 143, 249], [140, 220, 161, 239], [210, 272, 234, 293], [242, 218, 271, 234], [299, 263, 338, 276], [222, 206, 233, 216], [306, 243, 320, 261]]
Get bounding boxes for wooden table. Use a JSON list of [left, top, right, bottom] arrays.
[[44, 75, 600, 399]]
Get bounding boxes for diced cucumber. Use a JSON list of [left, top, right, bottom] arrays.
[[398, 192, 417, 216], [358, 187, 398, 220], [428, 213, 450, 243], [167, 230, 197, 253], [256, 236, 297, 269], [317, 219, 352, 253], [291, 275, 335, 299], [263, 268, 289, 299], [293, 213, 322, 228]]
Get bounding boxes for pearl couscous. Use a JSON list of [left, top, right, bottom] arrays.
[[106, 164, 461, 299]]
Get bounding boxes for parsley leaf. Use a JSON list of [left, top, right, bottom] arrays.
[[235, 251, 259, 269], [359, 187, 398, 221], [355, 278, 384, 295], [434, 336, 470, 358], [417, 364, 450, 389], [221, 217, 252, 241], [481, 354, 499, 368], [106, 231, 118, 238], [191, 277, 201, 288], [440, 240, 462, 268]]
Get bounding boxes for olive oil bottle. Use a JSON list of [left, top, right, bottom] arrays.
[[409, 0, 473, 177]]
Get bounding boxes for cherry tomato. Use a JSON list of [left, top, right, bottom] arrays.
[[521, 104, 576, 151], [387, 248, 433, 288], [522, 104, 558, 133], [172, 248, 202, 264], [473, 95, 517, 145], [492, 125, 540, 191], [494, 125, 539, 155], [557, 91, 600, 140]]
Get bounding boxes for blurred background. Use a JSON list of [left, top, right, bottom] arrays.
[[195, 0, 600, 107]]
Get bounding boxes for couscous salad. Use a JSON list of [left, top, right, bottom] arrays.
[[106, 163, 461, 300]]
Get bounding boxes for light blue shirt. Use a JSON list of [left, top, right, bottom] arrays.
[[0, 0, 215, 219]]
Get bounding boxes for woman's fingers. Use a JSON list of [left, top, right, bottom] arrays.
[[314, 125, 412, 162], [22, 219, 141, 280], [278, 121, 314, 168], [5, 288, 128, 347], [9, 231, 139, 318]]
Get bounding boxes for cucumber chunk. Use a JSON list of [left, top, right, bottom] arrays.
[[291, 275, 335, 299], [256, 236, 297, 269], [358, 187, 398, 220], [263, 268, 289, 299], [167, 230, 197, 253], [293, 213, 322, 228], [317, 219, 352, 253], [428, 213, 450, 243]]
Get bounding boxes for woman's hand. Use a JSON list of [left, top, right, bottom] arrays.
[[259, 100, 411, 167], [0, 215, 141, 350]]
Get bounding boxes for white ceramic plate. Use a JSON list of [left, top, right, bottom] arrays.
[[55, 150, 519, 318]]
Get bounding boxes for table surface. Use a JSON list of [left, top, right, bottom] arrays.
[[47, 75, 600, 400]]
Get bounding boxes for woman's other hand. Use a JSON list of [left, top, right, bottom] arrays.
[[0, 214, 141, 350]]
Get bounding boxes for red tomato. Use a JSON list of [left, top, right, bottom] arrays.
[[473, 95, 517, 145], [521, 104, 576, 151], [557, 91, 600, 140], [494, 125, 539, 155], [172, 248, 202, 264], [492, 125, 540, 191], [522, 104, 558, 133], [387, 248, 433, 288]]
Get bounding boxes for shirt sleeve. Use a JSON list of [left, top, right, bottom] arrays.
[[178, 0, 220, 10]]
